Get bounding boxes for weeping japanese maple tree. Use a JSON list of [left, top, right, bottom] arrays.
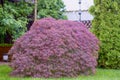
[[8, 18, 99, 78]]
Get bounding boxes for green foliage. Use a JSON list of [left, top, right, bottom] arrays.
[[89, 0, 120, 69], [37, 0, 67, 19], [0, 0, 67, 43], [0, 1, 33, 42]]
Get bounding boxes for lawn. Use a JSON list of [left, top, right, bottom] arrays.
[[0, 65, 120, 80]]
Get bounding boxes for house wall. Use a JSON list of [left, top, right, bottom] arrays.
[[63, 0, 94, 21], [81, 11, 93, 21], [81, 0, 94, 10], [63, 0, 79, 11], [64, 11, 79, 21]]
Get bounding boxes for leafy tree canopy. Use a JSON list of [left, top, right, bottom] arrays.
[[0, 0, 67, 43], [0, 0, 33, 43], [37, 0, 67, 19]]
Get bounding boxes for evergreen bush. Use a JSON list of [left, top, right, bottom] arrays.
[[8, 18, 99, 77], [89, 0, 120, 69]]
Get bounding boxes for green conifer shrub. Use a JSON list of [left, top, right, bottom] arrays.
[[89, 0, 120, 69]]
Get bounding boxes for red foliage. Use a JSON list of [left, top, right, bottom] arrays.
[[8, 18, 99, 78]]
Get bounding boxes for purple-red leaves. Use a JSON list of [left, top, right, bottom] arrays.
[[8, 18, 99, 78]]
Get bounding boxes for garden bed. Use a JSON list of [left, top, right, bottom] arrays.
[[0, 45, 12, 61]]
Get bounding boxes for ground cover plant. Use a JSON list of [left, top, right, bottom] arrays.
[[8, 18, 99, 78], [0, 65, 120, 80]]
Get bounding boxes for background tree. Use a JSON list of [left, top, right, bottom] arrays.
[[0, 0, 67, 43], [0, 0, 33, 43], [27, 0, 67, 30], [89, 0, 120, 69], [37, 0, 67, 19]]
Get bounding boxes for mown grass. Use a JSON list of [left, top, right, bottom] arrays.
[[0, 65, 120, 80]]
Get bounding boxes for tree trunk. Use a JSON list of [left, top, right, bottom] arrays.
[[34, 0, 37, 21]]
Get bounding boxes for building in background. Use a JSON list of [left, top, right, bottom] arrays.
[[63, 0, 94, 28], [63, 0, 80, 21], [80, 0, 94, 21]]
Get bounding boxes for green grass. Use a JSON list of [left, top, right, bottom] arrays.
[[0, 65, 120, 80]]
